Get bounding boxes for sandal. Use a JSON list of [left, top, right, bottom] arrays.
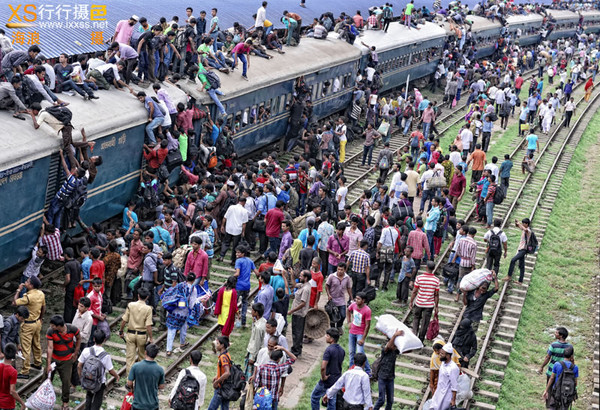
[[13, 114, 26, 121], [180, 342, 190, 350], [166, 351, 172, 357]]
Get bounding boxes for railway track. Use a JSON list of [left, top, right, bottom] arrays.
[[594, 271, 600, 410], [355, 84, 599, 409]]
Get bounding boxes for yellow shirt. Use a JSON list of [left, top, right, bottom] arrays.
[[217, 290, 233, 326], [16, 289, 45, 321], [123, 300, 153, 331], [264, 19, 273, 28], [430, 341, 461, 370]]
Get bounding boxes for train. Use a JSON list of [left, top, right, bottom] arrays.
[[1, 8, 600, 274]]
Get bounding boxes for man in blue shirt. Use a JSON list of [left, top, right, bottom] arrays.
[[235, 245, 257, 326], [310, 328, 345, 410], [424, 197, 441, 260], [542, 345, 578, 409], [527, 91, 539, 124], [526, 131, 539, 157], [481, 113, 493, 152], [122, 201, 138, 232], [150, 219, 174, 250], [80, 247, 92, 292], [137, 91, 164, 145], [499, 154, 513, 187], [256, 184, 277, 255]]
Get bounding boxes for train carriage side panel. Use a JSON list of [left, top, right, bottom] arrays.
[[0, 158, 51, 273], [79, 125, 147, 228]]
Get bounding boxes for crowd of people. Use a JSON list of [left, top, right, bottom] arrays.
[[0, 1, 596, 409]]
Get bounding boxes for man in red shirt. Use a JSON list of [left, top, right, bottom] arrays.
[[264, 200, 285, 259], [175, 102, 194, 133], [142, 139, 168, 173], [46, 315, 81, 408], [448, 165, 466, 209], [86, 278, 106, 347], [89, 247, 105, 294], [0, 343, 25, 409], [184, 236, 209, 285]]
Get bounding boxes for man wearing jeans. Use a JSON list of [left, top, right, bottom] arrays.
[[53, 53, 97, 100], [346, 292, 371, 374], [505, 218, 532, 284], [424, 197, 441, 260], [310, 328, 345, 410], [409, 261, 439, 341], [137, 91, 164, 145], [325, 263, 353, 331], [289, 271, 311, 357], [420, 163, 435, 213], [264, 200, 285, 259]]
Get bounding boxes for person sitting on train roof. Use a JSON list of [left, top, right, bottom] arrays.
[[0, 77, 34, 120]]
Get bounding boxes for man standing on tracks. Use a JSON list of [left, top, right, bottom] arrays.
[[13, 276, 45, 380], [119, 287, 154, 374], [375, 142, 394, 181], [467, 143, 486, 186], [409, 261, 440, 342], [504, 218, 533, 285], [46, 315, 81, 409], [127, 343, 165, 410], [453, 226, 478, 301], [430, 343, 459, 409]]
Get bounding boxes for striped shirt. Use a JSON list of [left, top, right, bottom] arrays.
[[546, 341, 573, 377], [456, 236, 477, 267], [46, 324, 80, 361], [347, 249, 370, 274], [40, 229, 63, 261], [406, 229, 431, 260], [414, 272, 440, 308]]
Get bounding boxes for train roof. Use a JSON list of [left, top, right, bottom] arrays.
[[178, 37, 361, 105], [439, 15, 502, 35], [547, 9, 579, 20], [353, 21, 447, 55], [505, 13, 544, 25], [0, 83, 187, 172]]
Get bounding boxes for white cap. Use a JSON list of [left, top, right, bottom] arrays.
[[227, 181, 235, 187], [131, 15, 139, 21], [442, 343, 454, 354]]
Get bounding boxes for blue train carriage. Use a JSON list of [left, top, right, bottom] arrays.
[[580, 10, 600, 33], [0, 83, 186, 273], [506, 13, 544, 46], [547, 9, 580, 40], [439, 15, 502, 59], [354, 21, 447, 92], [177, 37, 361, 157]]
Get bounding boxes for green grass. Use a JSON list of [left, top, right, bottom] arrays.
[[496, 107, 600, 409]]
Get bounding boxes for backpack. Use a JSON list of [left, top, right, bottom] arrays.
[[370, 353, 383, 382], [80, 347, 108, 393], [403, 105, 413, 119], [493, 184, 506, 204], [488, 230, 503, 256], [526, 230, 538, 254], [488, 112, 498, 122], [374, 74, 384, 90], [382, 7, 393, 19], [552, 361, 578, 409], [170, 369, 200, 410], [219, 356, 246, 401], [101, 295, 113, 315], [158, 163, 170, 182], [364, 285, 377, 304], [45, 106, 73, 126], [379, 152, 390, 169], [142, 184, 159, 209], [410, 134, 420, 148], [205, 70, 221, 90], [219, 192, 237, 220]]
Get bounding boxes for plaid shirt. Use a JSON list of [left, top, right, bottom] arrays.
[[406, 229, 431, 260], [40, 229, 63, 261], [254, 357, 295, 401], [347, 249, 370, 274], [456, 236, 478, 267]]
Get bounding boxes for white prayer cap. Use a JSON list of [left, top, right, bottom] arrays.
[[442, 343, 454, 354]]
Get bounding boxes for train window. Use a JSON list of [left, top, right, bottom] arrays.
[[249, 104, 258, 125], [279, 95, 286, 113], [225, 113, 233, 130], [313, 83, 321, 100], [343, 75, 350, 88], [234, 111, 242, 132]]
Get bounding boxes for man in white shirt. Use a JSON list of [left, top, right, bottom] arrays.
[[87, 52, 106, 71], [324, 352, 373, 409], [78, 330, 120, 410], [169, 350, 207, 410], [419, 163, 435, 213], [255, 1, 267, 31], [366, 66, 376, 84], [449, 146, 462, 167], [219, 192, 248, 261], [483, 218, 508, 274], [460, 124, 473, 156], [72, 297, 94, 347], [36, 55, 56, 91], [484, 156, 499, 180]]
